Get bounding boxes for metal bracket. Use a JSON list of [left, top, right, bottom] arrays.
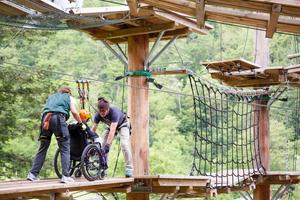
[[160, 193, 167, 200], [146, 34, 179, 70], [238, 191, 253, 200], [267, 85, 288, 109], [271, 184, 291, 200], [101, 40, 128, 66], [131, 182, 152, 193], [144, 30, 165, 70]]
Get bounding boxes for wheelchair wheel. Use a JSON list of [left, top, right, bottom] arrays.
[[74, 169, 82, 178], [54, 148, 76, 178], [81, 144, 102, 181]]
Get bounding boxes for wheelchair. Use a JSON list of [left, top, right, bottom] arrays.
[[53, 123, 108, 181]]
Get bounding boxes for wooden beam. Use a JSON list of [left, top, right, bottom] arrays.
[[266, 4, 282, 38], [127, 0, 138, 15], [0, 0, 34, 16], [152, 69, 191, 75], [16, 0, 65, 13], [288, 53, 300, 60], [251, 0, 300, 8], [142, 0, 300, 34], [105, 27, 189, 44], [207, 0, 300, 18], [142, 0, 195, 16], [90, 22, 175, 39], [153, 9, 210, 35], [127, 35, 150, 200], [74, 6, 130, 16], [196, 0, 205, 28], [207, 0, 271, 13]]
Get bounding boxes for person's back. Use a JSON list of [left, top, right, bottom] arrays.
[[43, 92, 70, 118]]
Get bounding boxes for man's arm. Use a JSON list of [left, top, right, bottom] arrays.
[[70, 96, 82, 123], [106, 122, 118, 145]]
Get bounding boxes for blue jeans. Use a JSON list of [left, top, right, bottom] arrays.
[[30, 113, 70, 177]]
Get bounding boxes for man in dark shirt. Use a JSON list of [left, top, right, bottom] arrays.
[[92, 97, 133, 177], [27, 86, 82, 183]]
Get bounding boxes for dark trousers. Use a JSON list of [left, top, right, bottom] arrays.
[[30, 113, 70, 177]]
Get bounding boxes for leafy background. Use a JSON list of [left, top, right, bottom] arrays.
[[0, 0, 299, 199]]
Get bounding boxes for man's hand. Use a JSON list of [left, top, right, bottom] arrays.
[[103, 144, 111, 154]]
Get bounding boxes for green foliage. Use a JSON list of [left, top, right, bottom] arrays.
[[0, 21, 300, 199]]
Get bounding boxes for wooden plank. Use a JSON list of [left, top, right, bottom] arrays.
[[196, 0, 205, 28], [153, 9, 210, 35], [142, 0, 300, 35], [207, 0, 300, 17], [251, 0, 300, 8], [288, 53, 300, 60], [127, 0, 138, 15], [105, 27, 189, 44], [16, 0, 65, 13], [142, 0, 195, 16], [152, 69, 191, 75], [211, 73, 280, 87], [90, 22, 175, 39], [127, 35, 150, 200], [0, 0, 34, 16], [266, 4, 282, 38], [0, 178, 134, 199], [73, 6, 130, 16], [203, 58, 262, 72], [156, 179, 208, 187], [281, 6, 300, 17], [207, 0, 271, 13]]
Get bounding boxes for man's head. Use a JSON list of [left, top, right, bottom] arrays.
[[97, 97, 109, 117], [58, 86, 72, 94]]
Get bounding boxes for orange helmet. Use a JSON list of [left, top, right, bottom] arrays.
[[79, 109, 91, 121]]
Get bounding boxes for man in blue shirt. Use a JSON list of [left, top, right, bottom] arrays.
[[92, 97, 133, 177]]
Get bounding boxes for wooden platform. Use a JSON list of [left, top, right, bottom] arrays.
[[254, 171, 300, 185], [0, 172, 299, 199], [0, 0, 300, 41], [204, 59, 300, 87], [0, 175, 212, 200], [0, 178, 133, 200], [203, 58, 262, 72]]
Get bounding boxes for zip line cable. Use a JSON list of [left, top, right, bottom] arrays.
[[241, 28, 249, 58], [1, 27, 25, 49], [219, 24, 223, 60], [2, 62, 300, 111]]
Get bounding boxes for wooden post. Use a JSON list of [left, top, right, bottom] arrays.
[[253, 30, 270, 200], [127, 35, 150, 200]]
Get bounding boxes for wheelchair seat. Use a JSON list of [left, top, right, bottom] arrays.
[[68, 123, 88, 161]]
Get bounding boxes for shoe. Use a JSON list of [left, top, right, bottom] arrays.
[[60, 175, 75, 183], [125, 168, 133, 178], [27, 172, 39, 181]]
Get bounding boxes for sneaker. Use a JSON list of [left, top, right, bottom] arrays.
[[60, 175, 75, 183], [125, 168, 133, 178], [27, 172, 39, 181]]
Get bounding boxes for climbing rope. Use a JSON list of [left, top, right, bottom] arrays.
[[76, 80, 90, 110], [189, 74, 265, 188]]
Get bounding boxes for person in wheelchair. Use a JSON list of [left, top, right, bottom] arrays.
[[54, 109, 104, 180]]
